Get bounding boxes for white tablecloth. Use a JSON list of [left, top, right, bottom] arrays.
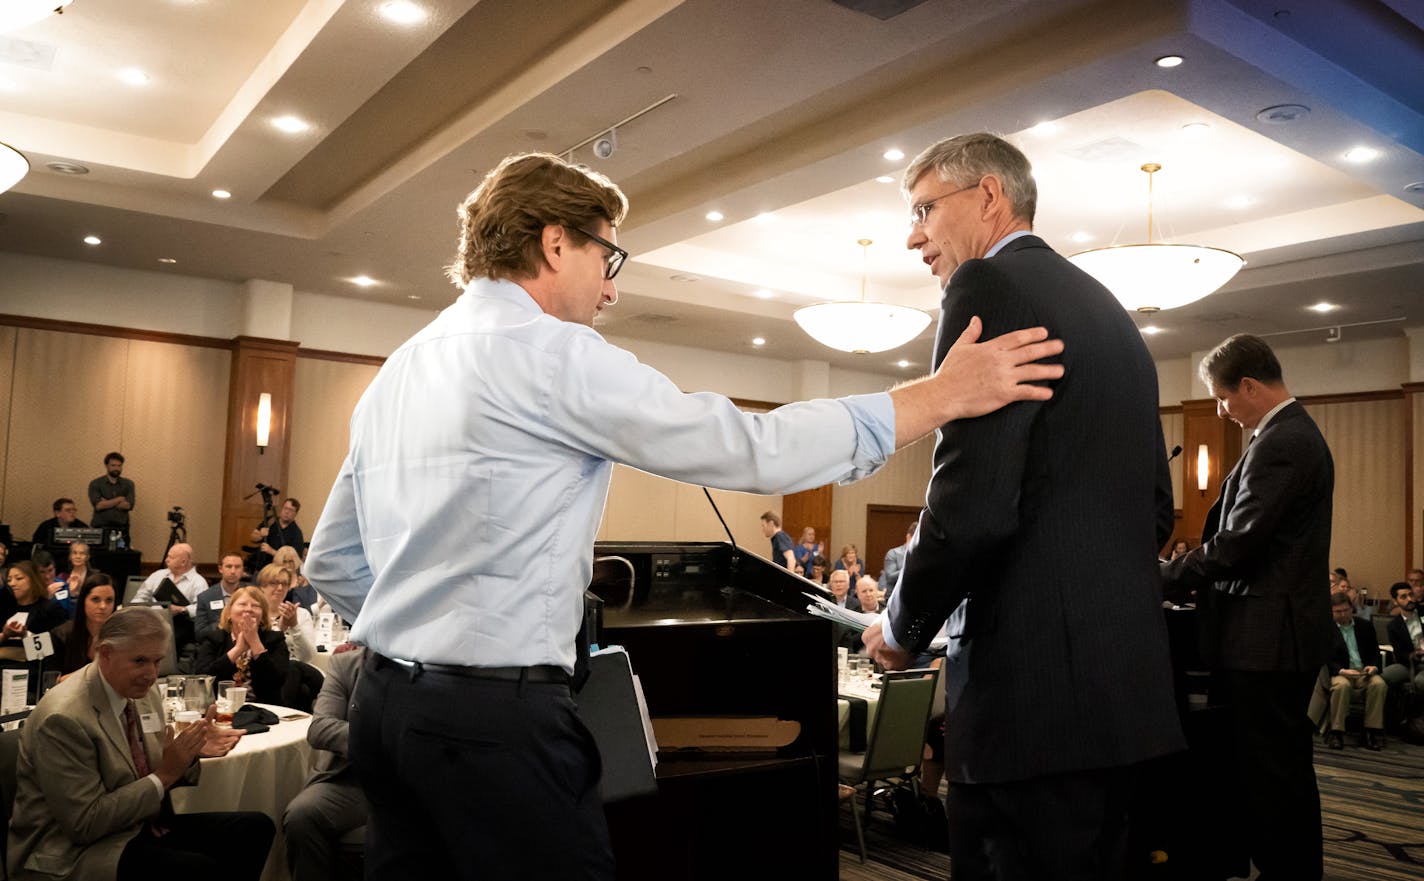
[[172, 703, 314, 881], [836, 682, 881, 750]]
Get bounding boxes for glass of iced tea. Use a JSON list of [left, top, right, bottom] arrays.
[[215, 680, 235, 728]]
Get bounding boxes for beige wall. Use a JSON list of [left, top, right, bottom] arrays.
[[288, 358, 381, 540], [1310, 397, 1406, 595], [0, 327, 229, 561], [1161, 411, 1184, 507], [831, 434, 934, 574], [595, 467, 781, 549]]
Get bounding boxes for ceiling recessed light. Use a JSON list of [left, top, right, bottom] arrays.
[[351, 275, 377, 287], [158, 257, 177, 264], [406, 294, 421, 300], [1154, 55, 1184, 68], [46, 161, 89, 175], [1028, 121, 1059, 136], [272, 115, 311, 134], [669, 274, 699, 282], [753, 212, 776, 223], [1308, 302, 1338, 313], [1255, 103, 1311, 125], [874, 175, 894, 184], [117, 68, 150, 86], [751, 337, 766, 346], [378, 1, 427, 25], [1141, 325, 1163, 335], [753, 289, 774, 299], [83, 235, 102, 246], [705, 210, 724, 222], [1069, 231, 1092, 243], [882, 148, 905, 161], [1224, 194, 1254, 210], [896, 359, 911, 368], [1180, 122, 1210, 134], [211, 189, 231, 199], [1343, 146, 1379, 163]]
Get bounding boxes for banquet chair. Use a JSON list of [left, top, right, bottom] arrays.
[[122, 575, 147, 607], [838, 666, 939, 863]]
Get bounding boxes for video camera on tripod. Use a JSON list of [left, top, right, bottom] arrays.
[[241, 483, 282, 564]]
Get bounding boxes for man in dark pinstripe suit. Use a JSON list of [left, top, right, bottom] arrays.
[[1162, 334, 1333, 881], [864, 133, 1183, 880]]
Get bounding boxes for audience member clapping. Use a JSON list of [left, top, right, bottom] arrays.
[[834, 544, 864, 581], [274, 545, 320, 611], [4, 560, 68, 640], [794, 528, 821, 573], [57, 541, 99, 612], [851, 575, 884, 613], [194, 585, 291, 705], [258, 563, 317, 663], [53, 573, 117, 680]]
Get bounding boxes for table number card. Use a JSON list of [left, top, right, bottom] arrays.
[[317, 612, 335, 649], [1, 669, 28, 715], [23, 631, 55, 662]]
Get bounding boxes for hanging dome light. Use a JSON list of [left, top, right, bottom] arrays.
[[793, 238, 931, 354], [0, 1, 74, 35], [0, 141, 29, 194], [1068, 163, 1244, 313]]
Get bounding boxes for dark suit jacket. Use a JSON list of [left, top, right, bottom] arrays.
[[1162, 401, 1333, 672], [886, 234, 1183, 784], [308, 647, 363, 784], [1387, 612, 1422, 668], [1326, 618, 1383, 675]]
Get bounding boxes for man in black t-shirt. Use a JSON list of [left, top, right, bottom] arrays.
[[247, 498, 305, 570], [759, 510, 795, 569]]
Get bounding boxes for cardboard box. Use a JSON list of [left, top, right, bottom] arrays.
[[652, 716, 801, 752]]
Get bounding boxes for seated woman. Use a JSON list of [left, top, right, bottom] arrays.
[[793, 528, 821, 573], [833, 545, 864, 581], [273, 545, 320, 611], [52, 574, 117, 681], [55, 542, 100, 616], [3, 561, 69, 642], [194, 585, 291, 705], [257, 563, 317, 663]]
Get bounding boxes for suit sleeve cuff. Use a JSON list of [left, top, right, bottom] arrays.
[[145, 773, 164, 797], [879, 590, 906, 654]]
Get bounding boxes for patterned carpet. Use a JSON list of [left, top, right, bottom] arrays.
[[838, 738, 1424, 880]]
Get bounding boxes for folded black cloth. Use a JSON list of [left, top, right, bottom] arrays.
[[232, 704, 279, 733], [840, 695, 868, 753]]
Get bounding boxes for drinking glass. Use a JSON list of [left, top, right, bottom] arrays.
[[215, 680, 235, 728]]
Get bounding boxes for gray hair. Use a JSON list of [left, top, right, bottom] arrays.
[[98, 606, 171, 650], [902, 133, 1037, 224]]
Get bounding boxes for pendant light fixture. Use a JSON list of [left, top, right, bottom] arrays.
[[0, 142, 28, 194], [793, 238, 931, 354], [1068, 163, 1244, 313]]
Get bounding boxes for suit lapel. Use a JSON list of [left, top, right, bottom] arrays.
[[86, 666, 140, 778]]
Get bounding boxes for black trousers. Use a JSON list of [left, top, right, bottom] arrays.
[[1211, 669, 1322, 881], [116, 811, 274, 881], [351, 655, 613, 881], [945, 765, 1136, 881]]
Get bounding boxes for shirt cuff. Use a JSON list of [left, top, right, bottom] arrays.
[[145, 773, 164, 797], [840, 393, 895, 482], [879, 590, 906, 654]]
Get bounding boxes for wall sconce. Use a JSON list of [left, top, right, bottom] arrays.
[[1196, 444, 1209, 496], [256, 393, 272, 454]]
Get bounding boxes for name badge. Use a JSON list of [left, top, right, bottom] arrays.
[[139, 712, 162, 734], [54, 589, 69, 601], [210, 599, 225, 610]]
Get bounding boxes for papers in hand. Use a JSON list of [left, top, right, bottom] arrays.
[[804, 592, 877, 631], [804, 593, 950, 654]]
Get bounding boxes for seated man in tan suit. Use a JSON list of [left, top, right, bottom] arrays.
[[7, 607, 275, 881]]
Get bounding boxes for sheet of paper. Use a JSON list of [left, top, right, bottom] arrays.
[[1, 669, 28, 716]]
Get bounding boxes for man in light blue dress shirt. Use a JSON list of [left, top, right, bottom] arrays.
[[304, 151, 1064, 880]]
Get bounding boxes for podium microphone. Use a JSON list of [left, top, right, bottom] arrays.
[[1167, 445, 1183, 462]]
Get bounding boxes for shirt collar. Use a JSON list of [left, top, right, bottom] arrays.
[[97, 670, 131, 723], [463, 276, 545, 315], [985, 230, 1034, 259], [1253, 397, 1295, 437]]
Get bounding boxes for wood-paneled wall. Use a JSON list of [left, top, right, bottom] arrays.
[[287, 356, 382, 536], [831, 434, 933, 570]]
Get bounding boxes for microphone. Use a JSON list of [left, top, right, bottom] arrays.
[[1167, 445, 1183, 462], [701, 487, 741, 584]]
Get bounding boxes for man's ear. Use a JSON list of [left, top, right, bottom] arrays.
[[541, 224, 567, 272], [978, 174, 1004, 216]]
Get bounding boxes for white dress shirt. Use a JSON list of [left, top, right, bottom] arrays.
[[97, 675, 164, 798], [133, 568, 208, 617], [307, 277, 896, 672]]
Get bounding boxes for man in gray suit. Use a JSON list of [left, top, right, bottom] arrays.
[[878, 522, 916, 598], [1162, 333, 1333, 881], [7, 607, 272, 881], [284, 645, 369, 881], [864, 133, 1182, 879]]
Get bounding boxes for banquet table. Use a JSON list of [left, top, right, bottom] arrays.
[[172, 703, 315, 881], [836, 679, 881, 751]]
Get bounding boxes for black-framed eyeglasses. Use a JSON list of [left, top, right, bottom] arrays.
[[909, 183, 978, 226], [574, 227, 628, 280]]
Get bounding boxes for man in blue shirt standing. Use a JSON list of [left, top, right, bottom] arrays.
[[759, 511, 795, 568], [304, 151, 1064, 881]]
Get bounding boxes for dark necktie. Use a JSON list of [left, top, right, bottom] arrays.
[[123, 702, 173, 835]]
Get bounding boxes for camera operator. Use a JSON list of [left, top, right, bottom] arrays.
[[248, 495, 304, 571]]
